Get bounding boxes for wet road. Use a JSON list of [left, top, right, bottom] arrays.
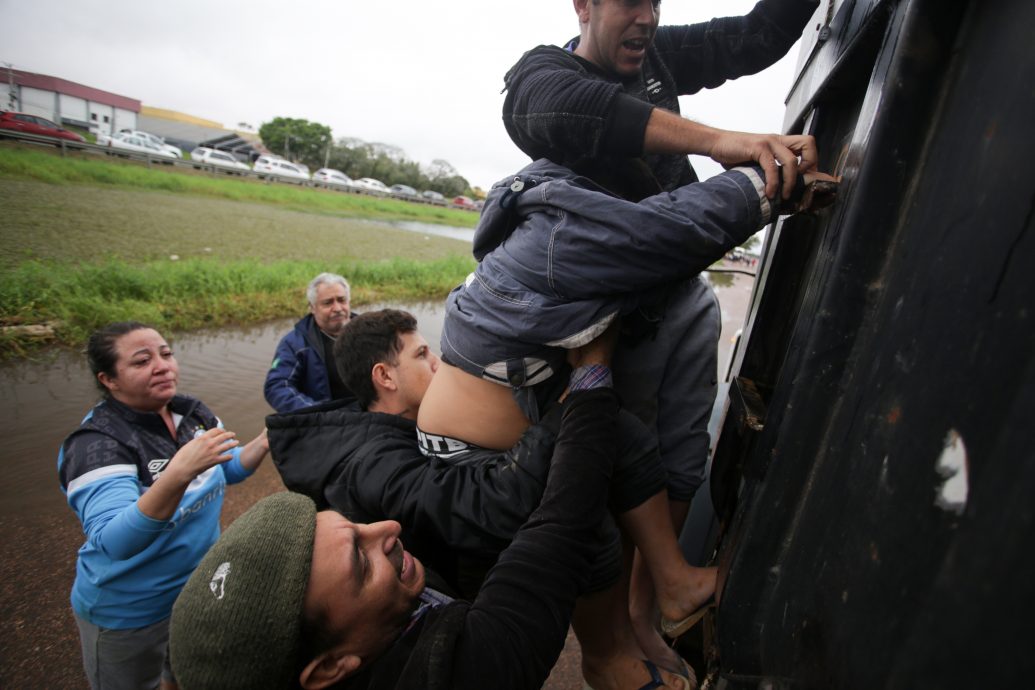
[[0, 267, 755, 688]]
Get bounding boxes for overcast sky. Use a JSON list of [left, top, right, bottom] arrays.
[[1, 0, 813, 190]]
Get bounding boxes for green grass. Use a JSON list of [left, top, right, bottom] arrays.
[[0, 144, 478, 227], [0, 178, 472, 268], [0, 145, 478, 358]]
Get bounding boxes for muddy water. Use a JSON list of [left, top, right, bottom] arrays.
[[387, 220, 476, 243], [0, 305, 446, 690], [0, 269, 753, 519], [0, 301, 446, 518]]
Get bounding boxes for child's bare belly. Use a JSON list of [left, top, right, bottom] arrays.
[[417, 362, 530, 450]]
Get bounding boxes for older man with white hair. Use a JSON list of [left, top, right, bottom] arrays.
[[265, 272, 357, 413]]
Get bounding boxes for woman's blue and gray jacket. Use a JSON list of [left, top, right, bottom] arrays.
[[440, 159, 775, 387], [57, 395, 253, 629]]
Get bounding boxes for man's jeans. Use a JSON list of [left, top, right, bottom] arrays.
[[613, 275, 720, 503]]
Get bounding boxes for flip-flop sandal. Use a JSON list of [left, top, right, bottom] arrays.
[[636, 659, 690, 690], [660, 593, 716, 639], [582, 659, 690, 690], [657, 657, 696, 689]]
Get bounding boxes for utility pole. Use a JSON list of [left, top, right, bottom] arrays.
[[4, 63, 17, 111]]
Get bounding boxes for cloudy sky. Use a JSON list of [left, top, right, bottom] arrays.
[[1, 0, 814, 189]]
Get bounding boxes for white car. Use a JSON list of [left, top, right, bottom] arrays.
[[120, 129, 182, 158], [312, 168, 355, 189], [353, 177, 389, 195], [253, 155, 310, 183], [389, 184, 418, 197], [191, 147, 251, 174], [99, 132, 177, 160]]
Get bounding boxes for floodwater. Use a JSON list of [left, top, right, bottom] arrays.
[[0, 268, 754, 519], [0, 304, 448, 690], [385, 219, 476, 243], [0, 301, 446, 518]]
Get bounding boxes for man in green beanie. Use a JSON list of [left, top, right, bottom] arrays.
[[170, 330, 673, 690], [266, 309, 703, 689]]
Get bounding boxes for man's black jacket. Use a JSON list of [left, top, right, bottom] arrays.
[[332, 389, 622, 690], [267, 399, 559, 582]]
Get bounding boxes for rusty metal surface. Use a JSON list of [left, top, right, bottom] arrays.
[[731, 377, 767, 434]]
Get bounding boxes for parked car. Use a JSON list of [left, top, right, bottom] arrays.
[[312, 168, 355, 189], [121, 129, 182, 158], [421, 190, 445, 202], [452, 195, 477, 209], [353, 177, 390, 194], [191, 147, 251, 174], [389, 184, 418, 197], [100, 131, 177, 160], [0, 111, 85, 142], [253, 155, 310, 183]]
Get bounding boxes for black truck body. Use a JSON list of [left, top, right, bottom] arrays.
[[705, 0, 1035, 687]]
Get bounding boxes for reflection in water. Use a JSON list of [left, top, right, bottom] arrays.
[[0, 302, 446, 516], [704, 269, 736, 288], [384, 220, 476, 244]]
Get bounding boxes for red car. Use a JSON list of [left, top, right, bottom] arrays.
[[0, 111, 86, 142], [452, 195, 477, 210]]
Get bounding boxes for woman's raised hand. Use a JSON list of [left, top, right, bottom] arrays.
[[165, 428, 239, 484]]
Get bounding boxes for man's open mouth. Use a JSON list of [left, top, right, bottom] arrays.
[[623, 37, 648, 52], [399, 551, 413, 582], [388, 541, 404, 574]]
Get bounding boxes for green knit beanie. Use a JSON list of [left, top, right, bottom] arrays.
[[170, 491, 317, 689]]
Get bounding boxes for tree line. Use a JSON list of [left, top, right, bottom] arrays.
[[258, 117, 473, 197]]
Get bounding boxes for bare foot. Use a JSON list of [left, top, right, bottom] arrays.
[[629, 563, 696, 679], [656, 565, 717, 636]]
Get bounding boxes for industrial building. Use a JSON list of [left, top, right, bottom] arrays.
[[2, 67, 139, 136], [2, 67, 263, 159]]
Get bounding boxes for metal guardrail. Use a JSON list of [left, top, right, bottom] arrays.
[[0, 129, 476, 210]]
